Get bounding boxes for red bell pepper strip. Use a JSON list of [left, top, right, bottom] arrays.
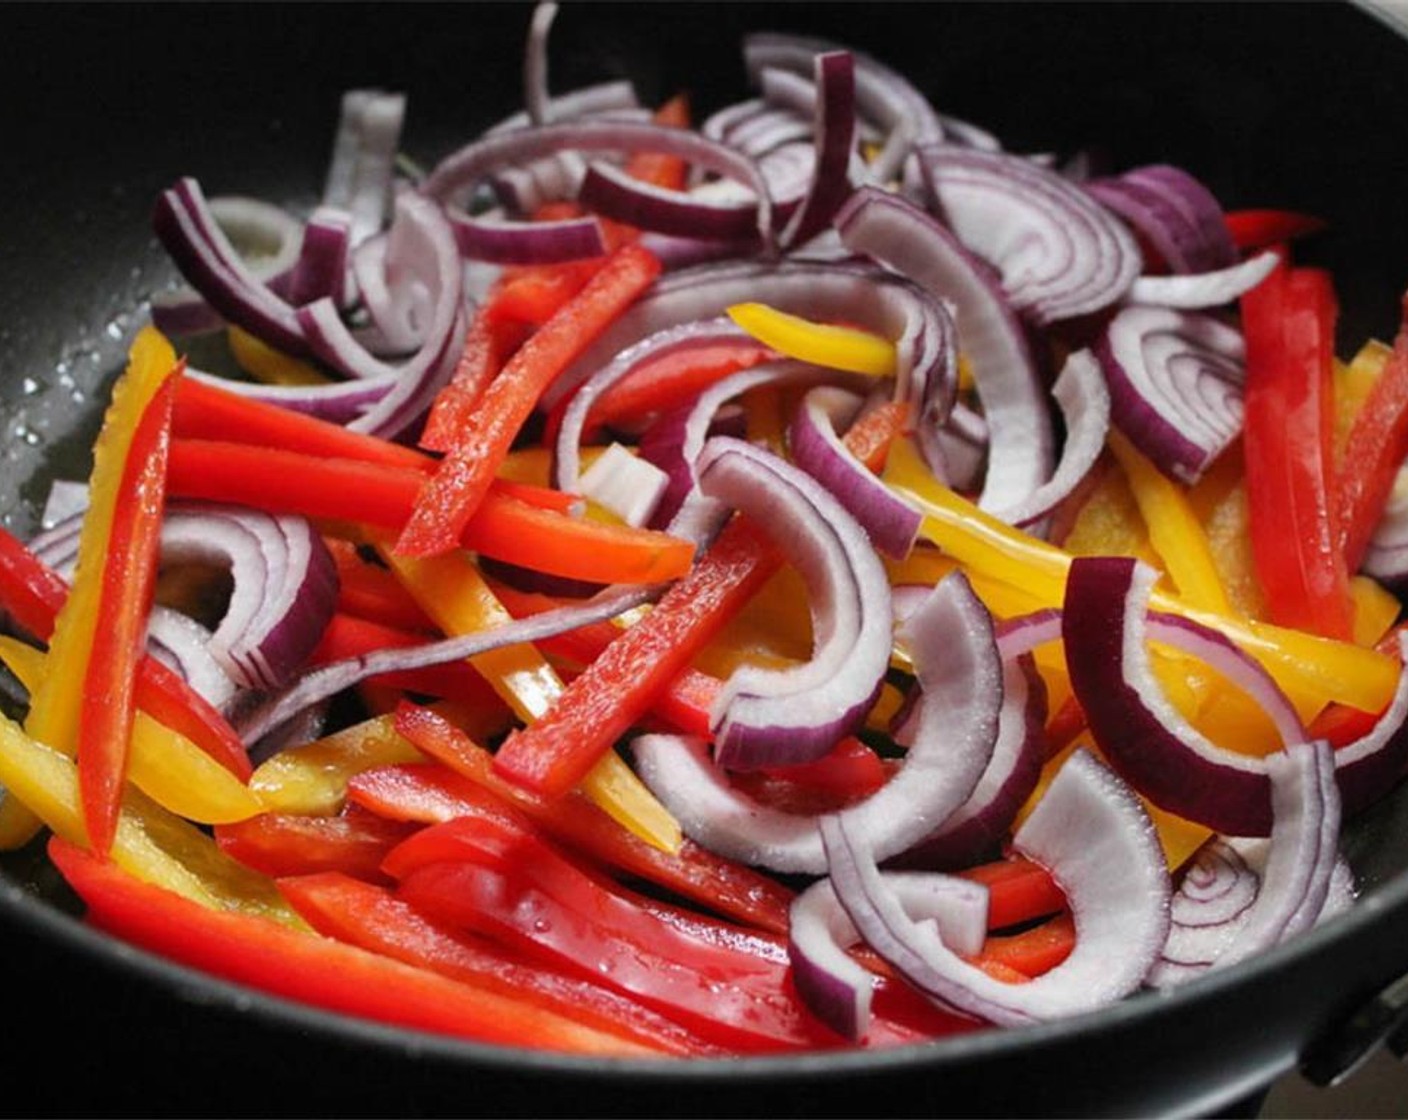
[[492, 397, 910, 799], [276, 871, 721, 1056], [493, 515, 783, 798], [957, 855, 1067, 931], [47, 835, 658, 1057], [78, 368, 181, 855], [376, 704, 796, 932], [308, 612, 513, 717], [215, 807, 420, 884], [324, 539, 438, 633], [165, 439, 695, 586], [418, 312, 530, 454], [172, 376, 432, 471], [1334, 293, 1408, 571], [619, 92, 693, 191], [395, 243, 663, 558], [1240, 258, 1355, 640], [977, 912, 1076, 979], [1224, 209, 1326, 253], [384, 815, 847, 1053], [0, 526, 250, 781]]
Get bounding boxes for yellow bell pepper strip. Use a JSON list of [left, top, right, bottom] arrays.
[[726, 301, 897, 377], [1332, 340, 1393, 464], [883, 436, 1399, 718], [227, 324, 330, 386], [249, 713, 423, 816], [1240, 260, 1356, 640], [1054, 458, 1159, 567], [375, 542, 683, 854], [78, 362, 182, 856], [0, 637, 261, 826], [47, 837, 661, 1057], [0, 711, 297, 922], [395, 243, 663, 559], [5, 328, 180, 854], [1335, 299, 1408, 572], [1106, 430, 1232, 615]]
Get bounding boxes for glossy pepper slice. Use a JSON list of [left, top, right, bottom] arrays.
[[1240, 258, 1355, 640], [48, 836, 659, 1057]]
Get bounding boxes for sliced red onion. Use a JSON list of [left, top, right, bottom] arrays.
[[156, 503, 339, 693], [998, 348, 1111, 531], [576, 443, 667, 528], [775, 51, 858, 251], [421, 120, 776, 255], [28, 496, 336, 697], [486, 79, 640, 136], [743, 31, 943, 184], [295, 190, 468, 438], [788, 385, 920, 559], [1094, 303, 1246, 485], [1063, 556, 1301, 836], [144, 607, 240, 715], [1150, 840, 1356, 989], [637, 360, 867, 541], [320, 88, 406, 245], [523, 1, 558, 127], [1127, 250, 1280, 310], [917, 144, 1142, 326], [285, 207, 353, 309], [551, 315, 755, 495], [822, 747, 1169, 1028], [630, 570, 1001, 874], [1086, 164, 1238, 276], [695, 437, 893, 768], [451, 207, 609, 265], [541, 259, 956, 433], [834, 185, 1047, 518], [577, 162, 763, 242], [236, 583, 657, 745], [788, 874, 989, 1040], [152, 183, 311, 352]]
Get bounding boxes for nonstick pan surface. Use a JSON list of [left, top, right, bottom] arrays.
[[3, 4, 1408, 1116]]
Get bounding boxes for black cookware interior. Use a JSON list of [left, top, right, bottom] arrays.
[[2, 4, 1408, 1116]]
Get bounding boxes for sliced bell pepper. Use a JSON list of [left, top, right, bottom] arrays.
[[883, 436, 1398, 718], [1240, 259, 1355, 640], [1223, 209, 1326, 253], [214, 807, 420, 884], [0, 712, 297, 921], [248, 712, 423, 816], [1335, 295, 1408, 571], [383, 814, 845, 1053], [978, 912, 1076, 979], [0, 636, 261, 827], [48, 837, 658, 1057], [726, 301, 897, 377], [165, 438, 696, 586], [227, 324, 330, 386], [325, 538, 438, 633], [373, 543, 682, 853], [380, 704, 795, 933], [395, 243, 663, 558], [618, 92, 693, 191], [417, 311, 530, 454], [492, 400, 908, 801], [276, 871, 719, 1056], [78, 364, 182, 855]]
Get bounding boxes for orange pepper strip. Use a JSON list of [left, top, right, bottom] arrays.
[[395, 243, 663, 558], [165, 440, 695, 586]]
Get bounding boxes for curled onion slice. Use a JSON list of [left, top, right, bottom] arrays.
[[788, 385, 920, 559], [1085, 164, 1238, 276], [834, 184, 1048, 518], [321, 88, 407, 245], [788, 874, 988, 1040], [695, 437, 892, 767], [1127, 250, 1280, 310], [821, 747, 1170, 1029], [918, 144, 1142, 326], [1095, 303, 1246, 485], [630, 570, 1001, 874]]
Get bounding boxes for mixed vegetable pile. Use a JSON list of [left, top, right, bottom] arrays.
[[4, 3, 1408, 1057]]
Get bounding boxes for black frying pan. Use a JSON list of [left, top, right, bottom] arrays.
[[3, 4, 1408, 1116]]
